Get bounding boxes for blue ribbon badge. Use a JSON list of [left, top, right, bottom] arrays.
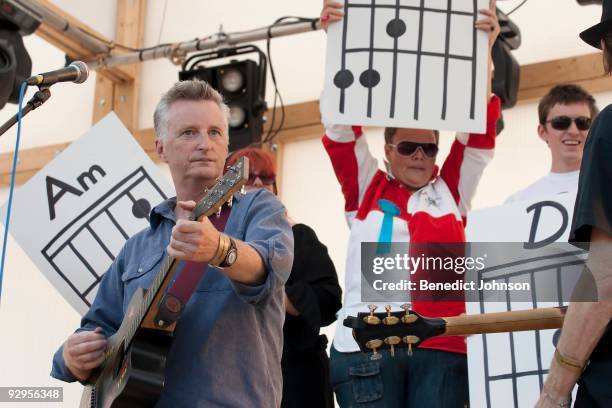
[[376, 199, 400, 254]]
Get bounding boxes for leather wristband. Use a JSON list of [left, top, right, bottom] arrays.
[[554, 348, 587, 373]]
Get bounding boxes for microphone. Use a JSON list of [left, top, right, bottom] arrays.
[[26, 61, 89, 87]]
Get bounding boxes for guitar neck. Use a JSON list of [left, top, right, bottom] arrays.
[[442, 306, 567, 336]]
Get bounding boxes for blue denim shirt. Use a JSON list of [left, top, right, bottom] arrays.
[[51, 189, 294, 407]]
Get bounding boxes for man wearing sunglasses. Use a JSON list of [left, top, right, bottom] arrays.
[[506, 85, 599, 204], [320, 2, 501, 406]]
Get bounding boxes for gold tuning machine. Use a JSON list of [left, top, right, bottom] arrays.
[[216, 206, 222, 218], [363, 304, 381, 325], [400, 303, 417, 324], [402, 335, 420, 356], [240, 185, 246, 195], [365, 339, 383, 361], [227, 196, 233, 207], [382, 305, 399, 325], [384, 336, 401, 357]]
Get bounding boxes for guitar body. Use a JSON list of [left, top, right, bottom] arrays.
[[80, 289, 174, 408]]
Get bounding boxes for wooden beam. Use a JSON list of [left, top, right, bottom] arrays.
[[109, 0, 146, 132], [91, 75, 115, 124], [263, 100, 321, 131], [92, 0, 146, 132], [34, 0, 134, 83], [517, 53, 612, 103], [0, 142, 69, 186]]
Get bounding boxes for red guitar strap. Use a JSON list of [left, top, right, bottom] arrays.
[[155, 204, 232, 327]]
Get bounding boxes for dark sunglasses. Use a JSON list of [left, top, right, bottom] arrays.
[[546, 116, 591, 131], [248, 174, 276, 185], [388, 141, 439, 158]]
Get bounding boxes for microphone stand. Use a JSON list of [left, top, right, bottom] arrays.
[[0, 86, 52, 138]]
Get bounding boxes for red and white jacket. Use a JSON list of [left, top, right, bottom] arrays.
[[323, 96, 501, 354]]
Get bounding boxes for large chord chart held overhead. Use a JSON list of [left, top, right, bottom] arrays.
[[321, 0, 490, 133]]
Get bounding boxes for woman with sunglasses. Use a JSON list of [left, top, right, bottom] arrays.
[[226, 147, 342, 408], [535, 2, 612, 407], [320, 1, 501, 407]]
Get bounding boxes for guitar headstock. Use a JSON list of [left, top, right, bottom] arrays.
[[191, 156, 249, 220], [344, 303, 446, 359]]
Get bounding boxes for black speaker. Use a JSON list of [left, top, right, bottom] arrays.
[[179, 45, 267, 152], [0, 27, 31, 109]]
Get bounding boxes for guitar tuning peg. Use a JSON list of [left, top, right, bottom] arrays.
[[400, 303, 417, 324], [216, 206, 222, 218], [240, 185, 246, 195], [363, 304, 381, 325], [383, 305, 399, 325], [402, 335, 420, 357], [365, 339, 383, 361], [384, 336, 400, 357], [215, 177, 221, 182], [227, 196, 233, 207]]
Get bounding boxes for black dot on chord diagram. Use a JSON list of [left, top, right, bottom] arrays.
[[132, 198, 151, 219], [386, 18, 406, 38], [359, 69, 380, 89], [333, 69, 354, 90]]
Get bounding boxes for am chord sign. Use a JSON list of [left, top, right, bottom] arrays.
[[1, 114, 174, 315]]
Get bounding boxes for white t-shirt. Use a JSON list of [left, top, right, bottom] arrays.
[[505, 171, 580, 204]]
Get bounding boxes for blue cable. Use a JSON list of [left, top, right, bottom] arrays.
[[0, 81, 28, 305]]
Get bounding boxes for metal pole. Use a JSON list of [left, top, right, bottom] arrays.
[[9, 1, 322, 70], [11, 0, 111, 54], [88, 20, 322, 70]]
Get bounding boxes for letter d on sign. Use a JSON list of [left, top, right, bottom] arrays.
[[524, 200, 568, 249]]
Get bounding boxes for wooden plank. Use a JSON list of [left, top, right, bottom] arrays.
[[0, 142, 70, 187], [263, 100, 320, 131], [92, 75, 115, 125], [0, 143, 69, 175], [276, 124, 324, 145], [0, 169, 40, 187], [517, 53, 607, 104], [133, 128, 157, 153], [109, 0, 146, 133], [518, 76, 612, 104], [520, 53, 604, 91]]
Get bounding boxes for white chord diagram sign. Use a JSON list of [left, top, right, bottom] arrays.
[[1, 113, 174, 315], [41, 167, 167, 308], [321, 0, 489, 133], [466, 193, 581, 408]]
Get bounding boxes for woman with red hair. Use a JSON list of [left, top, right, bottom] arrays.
[[227, 147, 342, 408]]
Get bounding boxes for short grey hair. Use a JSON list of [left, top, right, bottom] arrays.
[[153, 80, 230, 142]]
